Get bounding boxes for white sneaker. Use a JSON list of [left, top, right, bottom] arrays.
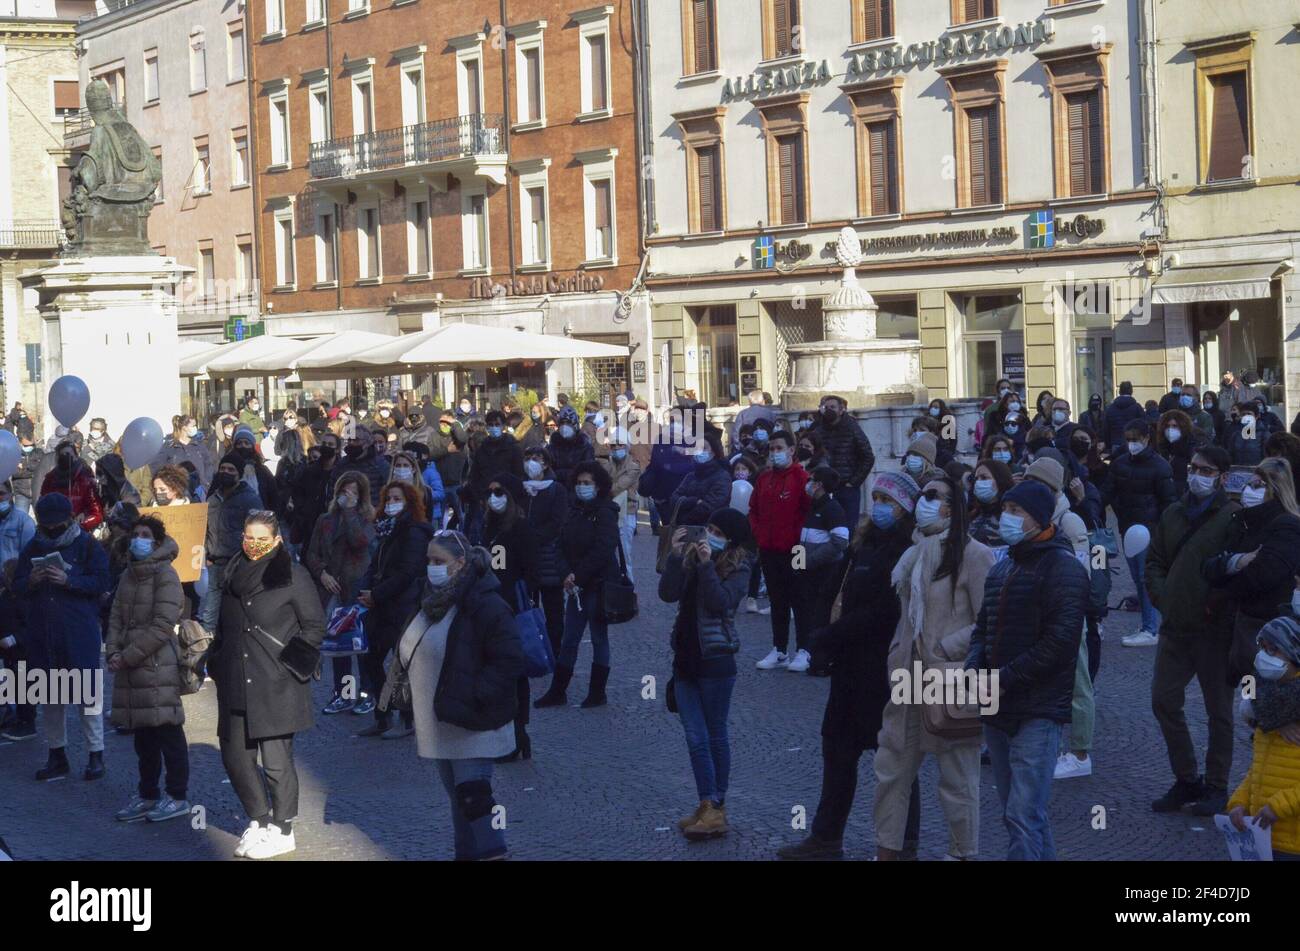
[[1054, 752, 1093, 780], [1122, 630, 1158, 647], [745, 597, 760, 614], [233, 820, 263, 858], [786, 649, 812, 673], [756, 602, 771, 615], [756, 649, 789, 670], [244, 823, 296, 860]]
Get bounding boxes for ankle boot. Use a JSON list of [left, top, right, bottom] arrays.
[[580, 663, 610, 708], [534, 665, 573, 708], [683, 800, 728, 840], [515, 722, 531, 760], [36, 747, 71, 782], [84, 750, 106, 781]]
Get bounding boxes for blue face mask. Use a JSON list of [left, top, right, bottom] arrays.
[[0, 500, 10, 516], [999, 512, 1027, 546], [905, 454, 924, 474], [487, 426, 503, 438], [753, 430, 769, 443], [1004, 424, 1019, 435], [1179, 395, 1194, 409], [992, 450, 1012, 465], [129, 537, 154, 559], [611, 448, 627, 461], [771, 450, 790, 468], [706, 532, 728, 552], [694, 450, 712, 465], [575, 484, 596, 502], [870, 502, 896, 530]]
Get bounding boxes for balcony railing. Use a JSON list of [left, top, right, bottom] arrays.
[[308, 113, 505, 180], [0, 220, 65, 250]]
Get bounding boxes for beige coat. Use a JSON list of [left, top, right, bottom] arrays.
[[879, 528, 994, 751], [106, 536, 186, 729], [601, 453, 643, 515]]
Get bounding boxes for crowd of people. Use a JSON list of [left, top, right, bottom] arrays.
[[2, 373, 1299, 862]]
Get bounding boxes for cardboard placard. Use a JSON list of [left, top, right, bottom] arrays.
[[148, 502, 208, 583]]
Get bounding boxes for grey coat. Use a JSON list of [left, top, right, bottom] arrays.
[[658, 551, 751, 659]]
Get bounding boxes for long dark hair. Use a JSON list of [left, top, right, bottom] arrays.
[[932, 474, 971, 597]]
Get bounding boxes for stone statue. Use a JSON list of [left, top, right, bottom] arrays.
[[60, 79, 163, 255]]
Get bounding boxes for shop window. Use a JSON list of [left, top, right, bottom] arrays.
[[690, 305, 739, 406], [875, 297, 918, 340], [958, 292, 1023, 399]]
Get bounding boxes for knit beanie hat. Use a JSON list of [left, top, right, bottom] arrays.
[[707, 506, 755, 552], [1004, 480, 1055, 531], [870, 471, 921, 514], [219, 452, 246, 472], [1025, 456, 1066, 493], [232, 424, 256, 445], [1258, 616, 1300, 667], [908, 432, 938, 466], [34, 491, 73, 526]]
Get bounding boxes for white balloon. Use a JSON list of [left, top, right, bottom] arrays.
[[119, 417, 164, 470], [0, 429, 19, 483], [729, 479, 753, 515], [1123, 524, 1151, 558], [47, 375, 90, 428]]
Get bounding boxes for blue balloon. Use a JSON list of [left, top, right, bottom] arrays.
[[47, 375, 90, 428]]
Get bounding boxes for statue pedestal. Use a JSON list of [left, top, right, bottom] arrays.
[[21, 255, 187, 433], [782, 338, 928, 411]]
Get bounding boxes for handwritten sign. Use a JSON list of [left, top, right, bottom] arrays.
[[148, 502, 208, 583], [1214, 813, 1272, 861]]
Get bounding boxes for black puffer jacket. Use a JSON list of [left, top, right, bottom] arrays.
[[150, 436, 214, 487], [547, 430, 594, 489], [966, 531, 1088, 727], [432, 563, 525, 732], [812, 523, 911, 752], [361, 515, 435, 634], [808, 413, 875, 487], [466, 434, 524, 504], [1103, 394, 1144, 453], [560, 496, 620, 589], [1203, 499, 1300, 624], [668, 459, 731, 526], [524, 481, 570, 588], [1103, 445, 1177, 532]]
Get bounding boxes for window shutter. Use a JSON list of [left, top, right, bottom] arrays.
[[1208, 72, 1248, 182], [54, 80, 80, 112], [1087, 91, 1104, 193], [868, 119, 897, 215], [964, 0, 982, 22], [467, 63, 481, 115], [986, 105, 1002, 203], [880, 0, 892, 36], [967, 108, 987, 206], [590, 35, 608, 111], [697, 145, 718, 232], [693, 0, 714, 73], [594, 180, 611, 231], [778, 134, 803, 223], [1067, 93, 1087, 196], [526, 49, 541, 120], [774, 0, 791, 57]]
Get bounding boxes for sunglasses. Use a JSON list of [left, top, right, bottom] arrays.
[[489, 487, 509, 498], [921, 488, 950, 502]]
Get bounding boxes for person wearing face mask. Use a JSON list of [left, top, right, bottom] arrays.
[[1102, 381, 1145, 456], [39, 439, 104, 531], [1154, 409, 1205, 497], [200, 455, 261, 638], [1103, 421, 1175, 645], [728, 453, 767, 613], [1144, 446, 1244, 814], [1070, 429, 1108, 490], [0, 481, 35, 567], [106, 516, 190, 824], [808, 395, 875, 531], [152, 415, 212, 489], [792, 467, 851, 675], [1227, 615, 1300, 860], [979, 434, 1022, 474], [535, 461, 620, 709], [660, 508, 755, 840], [1158, 378, 1185, 416], [517, 402, 549, 452], [1225, 402, 1266, 467], [601, 429, 642, 580], [238, 396, 267, 440], [209, 413, 239, 471], [394, 530, 523, 859], [982, 379, 1015, 429], [356, 482, 433, 739], [901, 432, 939, 486], [966, 480, 1088, 860], [285, 433, 340, 552], [778, 472, 921, 860], [750, 431, 812, 671], [967, 460, 1014, 547], [10, 427, 49, 514], [868, 474, 993, 861], [1219, 369, 1262, 409], [1080, 395, 1105, 444], [305, 474, 376, 717], [547, 406, 595, 491], [79, 417, 116, 469], [387, 450, 439, 524], [227, 425, 280, 513], [371, 399, 401, 434], [272, 410, 314, 494], [453, 395, 478, 424], [1172, 385, 1215, 444], [668, 433, 731, 528], [207, 511, 324, 859], [330, 427, 390, 508], [150, 466, 192, 507], [402, 442, 447, 527], [1047, 399, 1079, 455], [580, 401, 610, 460], [464, 411, 524, 545], [12, 492, 111, 782], [907, 417, 954, 470], [748, 420, 775, 462], [995, 410, 1028, 458], [926, 399, 957, 459], [731, 389, 777, 450], [521, 448, 570, 657]]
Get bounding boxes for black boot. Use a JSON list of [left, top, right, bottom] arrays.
[[580, 663, 610, 708], [1152, 776, 1206, 813], [496, 721, 532, 763], [35, 747, 70, 782], [534, 665, 573, 708], [84, 750, 106, 781]]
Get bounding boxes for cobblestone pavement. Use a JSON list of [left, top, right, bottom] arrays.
[[0, 522, 1249, 861]]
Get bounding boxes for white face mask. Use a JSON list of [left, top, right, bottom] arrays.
[[914, 497, 947, 529], [525, 459, 544, 479], [393, 466, 414, 482], [488, 493, 508, 513], [560, 425, 576, 439], [384, 501, 404, 517], [1187, 474, 1217, 499], [1240, 485, 1267, 508], [1127, 441, 1145, 456]]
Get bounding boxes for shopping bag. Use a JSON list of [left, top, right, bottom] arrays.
[[322, 604, 369, 655], [514, 582, 555, 678]]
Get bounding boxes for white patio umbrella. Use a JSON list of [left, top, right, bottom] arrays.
[[178, 339, 235, 378], [270, 330, 400, 378], [204, 334, 322, 377]]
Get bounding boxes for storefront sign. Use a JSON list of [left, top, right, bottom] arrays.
[[1061, 213, 1105, 239], [722, 59, 833, 102], [632, 361, 646, 383], [1002, 354, 1025, 383], [467, 272, 606, 299], [824, 225, 1016, 256], [846, 19, 1055, 79], [754, 235, 814, 269], [1027, 209, 1105, 250]]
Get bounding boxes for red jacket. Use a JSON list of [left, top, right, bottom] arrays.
[[749, 463, 811, 553], [40, 464, 104, 531]]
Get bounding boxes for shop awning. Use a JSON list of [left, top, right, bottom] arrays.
[[178, 340, 232, 378], [1151, 262, 1286, 306], [240, 330, 397, 376], [204, 334, 324, 377]]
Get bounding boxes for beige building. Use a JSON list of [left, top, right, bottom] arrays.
[[72, 0, 257, 342], [1149, 0, 1300, 426], [0, 1, 87, 426]]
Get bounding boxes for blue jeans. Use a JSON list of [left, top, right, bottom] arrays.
[[197, 561, 225, 634], [1126, 552, 1161, 633], [558, 586, 610, 668], [984, 718, 1062, 860], [435, 758, 506, 860], [675, 675, 736, 803]]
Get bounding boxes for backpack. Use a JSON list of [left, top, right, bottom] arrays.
[[176, 619, 213, 695]]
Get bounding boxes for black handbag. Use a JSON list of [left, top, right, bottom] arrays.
[[603, 537, 638, 624]]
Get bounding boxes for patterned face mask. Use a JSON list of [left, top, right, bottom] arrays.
[[243, 536, 277, 560]]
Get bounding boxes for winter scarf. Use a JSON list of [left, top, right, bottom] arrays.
[[523, 479, 554, 495], [419, 540, 490, 622], [1253, 677, 1300, 733], [891, 522, 950, 641]]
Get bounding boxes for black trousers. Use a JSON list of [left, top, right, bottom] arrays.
[[812, 736, 920, 849], [538, 585, 565, 660], [219, 710, 299, 826], [133, 723, 190, 800], [760, 550, 806, 653], [1086, 615, 1101, 683]]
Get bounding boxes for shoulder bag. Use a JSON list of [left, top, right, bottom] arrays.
[[604, 536, 638, 624]]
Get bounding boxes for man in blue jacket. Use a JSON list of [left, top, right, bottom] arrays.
[[12, 493, 111, 781], [966, 480, 1088, 860]]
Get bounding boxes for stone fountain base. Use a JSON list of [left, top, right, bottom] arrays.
[[781, 338, 928, 411]]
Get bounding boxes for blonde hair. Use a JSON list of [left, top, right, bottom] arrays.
[[1257, 457, 1300, 517]]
